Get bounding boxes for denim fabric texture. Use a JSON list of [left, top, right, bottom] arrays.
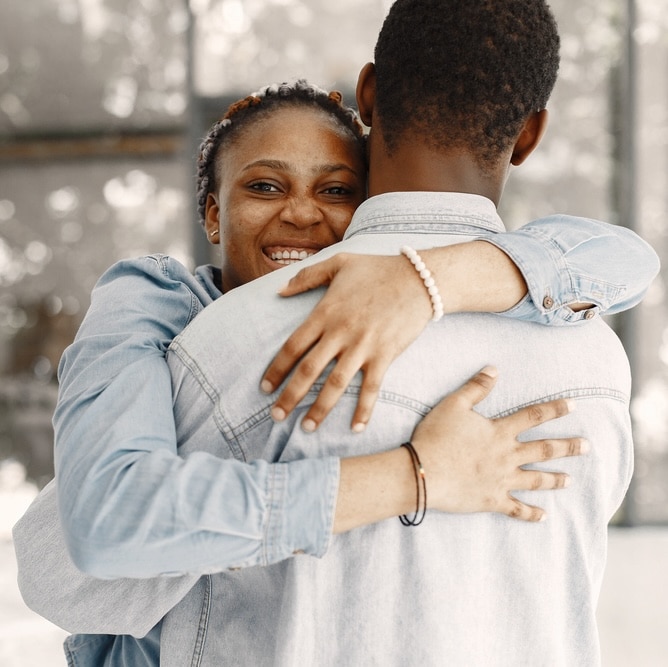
[[162, 192, 637, 666], [12, 192, 657, 665]]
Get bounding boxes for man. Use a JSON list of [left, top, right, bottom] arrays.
[[157, 0, 635, 664]]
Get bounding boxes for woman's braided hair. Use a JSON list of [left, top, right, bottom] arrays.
[[196, 79, 366, 227]]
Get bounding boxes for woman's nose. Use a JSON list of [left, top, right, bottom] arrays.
[[279, 195, 323, 228]]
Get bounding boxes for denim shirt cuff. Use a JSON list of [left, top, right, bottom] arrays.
[[264, 456, 339, 564], [482, 233, 603, 326]]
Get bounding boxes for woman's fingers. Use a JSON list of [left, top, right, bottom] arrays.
[[261, 257, 347, 395], [268, 335, 340, 423], [277, 255, 343, 296], [499, 498, 546, 523], [499, 397, 575, 433], [517, 437, 589, 465], [349, 361, 388, 432], [447, 366, 498, 408], [261, 322, 322, 397]]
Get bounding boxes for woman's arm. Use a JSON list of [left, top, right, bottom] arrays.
[[261, 215, 660, 431], [334, 367, 583, 531]]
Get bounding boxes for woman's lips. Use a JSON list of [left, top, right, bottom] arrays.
[[265, 247, 319, 266]]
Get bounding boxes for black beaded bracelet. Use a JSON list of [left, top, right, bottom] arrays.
[[399, 442, 427, 526]]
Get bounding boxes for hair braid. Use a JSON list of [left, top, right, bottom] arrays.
[[195, 79, 366, 227]]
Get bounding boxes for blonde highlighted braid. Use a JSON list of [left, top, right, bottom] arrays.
[[196, 79, 366, 227]]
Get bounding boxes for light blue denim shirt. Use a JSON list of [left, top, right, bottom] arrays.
[[161, 192, 636, 665], [13, 196, 658, 664]]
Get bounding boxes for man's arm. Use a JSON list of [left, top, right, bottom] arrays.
[[261, 215, 659, 431], [13, 480, 198, 636]]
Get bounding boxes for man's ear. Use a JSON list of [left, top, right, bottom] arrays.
[[204, 193, 221, 244], [511, 109, 549, 166], [355, 62, 376, 126]]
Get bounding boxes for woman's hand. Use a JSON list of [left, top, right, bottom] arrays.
[[262, 252, 432, 432], [412, 367, 586, 522]]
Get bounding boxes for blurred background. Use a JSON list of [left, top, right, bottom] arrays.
[[0, 0, 666, 664]]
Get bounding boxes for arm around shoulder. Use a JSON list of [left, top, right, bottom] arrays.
[[481, 215, 660, 324]]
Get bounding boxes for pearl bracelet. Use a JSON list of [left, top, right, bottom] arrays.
[[400, 246, 444, 322]]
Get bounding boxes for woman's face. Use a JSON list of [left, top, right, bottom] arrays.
[[205, 106, 367, 292]]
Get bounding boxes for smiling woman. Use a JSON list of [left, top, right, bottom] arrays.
[[200, 87, 367, 290], [194, 80, 366, 292]]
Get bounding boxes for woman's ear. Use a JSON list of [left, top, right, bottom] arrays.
[[511, 109, 549, 166], [204, 193, 221, 244], [355, 62, 376, 127]]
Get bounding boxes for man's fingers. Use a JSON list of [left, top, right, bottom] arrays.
[[518, 437, 589, 465], [501, 397, 575, 432]]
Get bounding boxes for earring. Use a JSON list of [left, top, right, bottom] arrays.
[[209, 229, 219, 239]]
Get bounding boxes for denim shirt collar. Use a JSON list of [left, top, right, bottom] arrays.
[[344, 191, 506, 240]]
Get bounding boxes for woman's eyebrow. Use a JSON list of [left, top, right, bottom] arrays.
[[242, 159, 290, 172], [317, 163, 361, 177], [242, 160, 361, 177]]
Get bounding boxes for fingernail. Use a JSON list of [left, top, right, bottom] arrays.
[[302, 418, 316, 433], [539, 513, 547, 523], [271, 406, 286, 422], [580, 438, 590, 453], [261, 379, 274, 393], [352, 422, 366, 433], [566, 398, 576, 412], [481, 365, 498, 378], [563, 476, 572, 487]]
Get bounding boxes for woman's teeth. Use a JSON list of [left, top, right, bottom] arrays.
[[270, 249, 316, 265]]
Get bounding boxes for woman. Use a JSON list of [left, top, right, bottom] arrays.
[[14, 79, 657, 664]]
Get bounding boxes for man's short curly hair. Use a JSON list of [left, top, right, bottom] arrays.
[[373, 0, 560, 169]]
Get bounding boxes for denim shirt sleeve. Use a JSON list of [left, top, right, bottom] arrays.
[[54, 255, 338, 579], [482, 214, 660, 325]]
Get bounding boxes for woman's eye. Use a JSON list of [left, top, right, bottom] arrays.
[[323, 186, 351, 196], [250, 182, 279, 193]]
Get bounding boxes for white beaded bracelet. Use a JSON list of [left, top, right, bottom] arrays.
[[400, 246, 444, 322]]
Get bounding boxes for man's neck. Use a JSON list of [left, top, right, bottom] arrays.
[[366, 134, 508, 206]]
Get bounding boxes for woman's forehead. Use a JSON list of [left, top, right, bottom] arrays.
[[224, 106, 362, 169]]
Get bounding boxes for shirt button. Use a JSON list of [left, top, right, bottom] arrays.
[[542, 295, 554, 309], [584, 310, 596, 320]]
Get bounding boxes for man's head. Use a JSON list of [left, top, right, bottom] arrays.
[[358, 0, 560, 196]]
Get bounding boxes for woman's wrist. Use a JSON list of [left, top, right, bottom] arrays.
[[333, 447, 417, 534]]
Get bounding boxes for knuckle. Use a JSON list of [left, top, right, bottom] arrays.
[[526, 404, 545, 423], [554, 399, 570, 418], [281, 336, 305, 358], [507, 501, 522, 519], [362, 376, 381, 395], [530, 473, 544, 491], [553, 473, 567, 489], [308, 403, 327, 421], [296, 357, 320, 379], [541, 440, 555, 459], [470, 374, 492, 390], [528, 507, 543, 522], [328, 369, 348, 390]]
